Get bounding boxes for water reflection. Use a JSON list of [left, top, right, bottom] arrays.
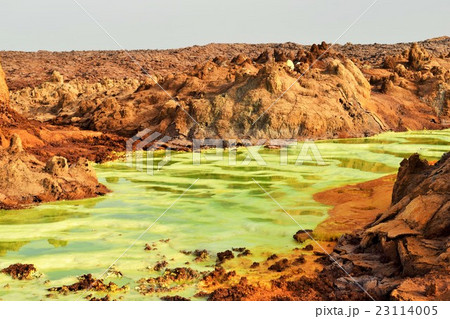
[[335, 158, 396, 173], [0, 241, 29, 257], [0, 208, 90, 225]]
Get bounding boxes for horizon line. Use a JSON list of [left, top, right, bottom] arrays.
[[1, 35, 448, 54]]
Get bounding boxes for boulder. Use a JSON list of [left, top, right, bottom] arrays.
[[293, 229, 314, 243], [45, 156, 69, 175], [391, 153, 430, 204], [8, 134, 23, 154], [331, 152, 449, 300], [274, 49, 289, 62], [408, 43, 431, 71]]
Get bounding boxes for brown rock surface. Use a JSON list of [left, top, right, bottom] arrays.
[[49, 274, 128, 294], [2, 41, 448, 144], [293, 229, 314, 243], [0, 134, 109, 209], [2, 37, 449, 90], [0, 59, 125, 209], [1, 263, 37, 280], [408, 43, 432, 71], [0, 58, 9, 106], [1, 57, 126, 163], [326, 152, 450, 300]]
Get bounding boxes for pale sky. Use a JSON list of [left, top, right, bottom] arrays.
[[1, 0, 449, 51]]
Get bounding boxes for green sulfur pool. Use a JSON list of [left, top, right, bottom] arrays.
[[0, 129, 449, 300]]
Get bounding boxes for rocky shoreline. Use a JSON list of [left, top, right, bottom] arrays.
[[0, 134, 110, 210], [200, 152, 450, 301], [1, 39, 450, 207], [1, 152, 447, 300], [0, 39, 449, 300], [2, 40, 449, 143], [1, 57, 121, 209]]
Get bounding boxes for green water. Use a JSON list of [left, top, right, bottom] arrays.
[[0, 129, 449, 300]]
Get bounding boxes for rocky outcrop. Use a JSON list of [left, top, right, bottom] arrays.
[[0, 58, 21, 130], [6, 43, 448, 143], [10, 74, 140, 124], [362, 153, 449, 269], [0, 59, 119, 210], [328, 153, 450, 300], [0, 57, 9, 106], [391, 154, 433, 204], [0, 59, 126, 163], [408, 43, 432, 71], [0, 134, 109, 209], [1, 42, 449, 212], [1, 263, 37, 280], [379, 43, 450, 119]]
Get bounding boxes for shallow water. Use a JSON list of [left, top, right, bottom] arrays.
[[0, 129, 449, 300]]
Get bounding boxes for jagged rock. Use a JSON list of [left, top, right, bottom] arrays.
[[424, 201, 450, 238], [10, 76, 140, 123], [391, 273, 450, 301], [274, 49, 289, 62], [50, 71, 64, 84], [6, 41, 448, 142], [217, 250, 234, 264], [1, 264, 37, 280], [8, 134, 23, 154], [42, 178, 63, 197], [49, 274, 128, 293], [0, 143, 109, 209], [0, 56, 119, 210], [327, 59, 371, 98], [310, 44, 320, 55], [383, 56, 399, 69], [380, 78, 394, 93], [212, 56, 227, 66], [45, 156, 69, 175], [331, 152, 450, 300], [408, 43, 431, 71], [254, 50, 273, 64], [369, 153, 449, 241], [392, 154, 429, 204], [160, 295, 190, 301], [231, 54, 249, 65], [264, 65, 284, 94], [318, 41, 329, 51], [394, 63, 408, 77]]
